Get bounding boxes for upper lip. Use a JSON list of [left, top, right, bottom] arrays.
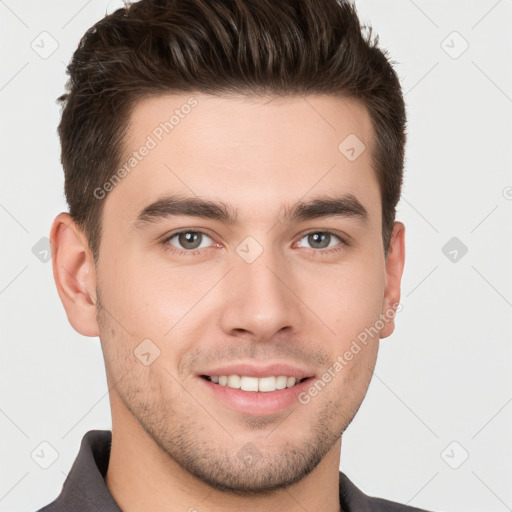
[[197, 363, 315, 380]]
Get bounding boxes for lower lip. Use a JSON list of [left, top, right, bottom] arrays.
[[197, 376, 314, 416]]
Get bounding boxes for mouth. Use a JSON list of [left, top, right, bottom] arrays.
[[196, 365, 315, 416], [200, 374, 309, 392]]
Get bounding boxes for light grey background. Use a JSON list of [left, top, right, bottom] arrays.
[[1, 1, 511, 511]]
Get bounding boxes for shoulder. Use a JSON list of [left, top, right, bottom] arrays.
[[366, 496, 435, 512], [339, 471, 436, 512]]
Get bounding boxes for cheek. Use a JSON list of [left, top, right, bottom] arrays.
[[97, 258, 227, 382], [97, 246, 213, 338], [298, 254, 385, 344]]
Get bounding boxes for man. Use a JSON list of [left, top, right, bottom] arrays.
[[38, 0, 434, 510]]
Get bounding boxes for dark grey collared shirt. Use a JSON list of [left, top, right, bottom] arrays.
[[35, 430, 433, 512]]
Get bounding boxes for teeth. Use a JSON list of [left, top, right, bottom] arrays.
[[227, 375, 241, 388], [241, 376, 259, 392], [207, 375, 303, 392], [258, 376, 275, 392], [287, 376, 296, 388], [275, 375, 287, 389]]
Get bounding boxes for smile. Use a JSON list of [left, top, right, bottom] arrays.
[[202, 375, 307, 392]]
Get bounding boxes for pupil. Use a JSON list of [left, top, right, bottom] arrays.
[[309, 232, 329, 249], [179, 232, 201, 249]]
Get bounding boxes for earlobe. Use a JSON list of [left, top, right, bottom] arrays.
[[50, 213, 100, 337], [380, 221, 406, 339]]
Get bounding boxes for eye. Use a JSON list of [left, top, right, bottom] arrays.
[[299, 231, 348, 253], [160, 229, 347, 256], [163, 230, 215, 252]]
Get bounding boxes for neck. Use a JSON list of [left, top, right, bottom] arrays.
[[105, 393, 343, 512]]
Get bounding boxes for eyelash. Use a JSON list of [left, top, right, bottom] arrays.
[[160, 229, 348, 257]]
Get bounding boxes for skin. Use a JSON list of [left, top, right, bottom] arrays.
[[51, 93, 405, 512]]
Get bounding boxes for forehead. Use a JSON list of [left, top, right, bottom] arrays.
[[103, 92, 380, 228]]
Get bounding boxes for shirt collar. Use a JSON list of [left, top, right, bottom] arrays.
[[44, 429, 372, 512]]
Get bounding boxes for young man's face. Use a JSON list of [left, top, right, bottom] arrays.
[[55, 93, 404, 493]]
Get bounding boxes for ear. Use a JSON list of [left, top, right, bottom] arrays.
[[50, 212, 100, 337], [379, 221, 406, 339]]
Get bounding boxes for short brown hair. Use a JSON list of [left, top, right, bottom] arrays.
[[58, 0, 406, 261]]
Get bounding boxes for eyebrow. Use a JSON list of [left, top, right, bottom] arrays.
[[133, 193, 368, 228]]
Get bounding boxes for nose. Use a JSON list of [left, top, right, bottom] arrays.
[[218, 246, 303, 341]]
